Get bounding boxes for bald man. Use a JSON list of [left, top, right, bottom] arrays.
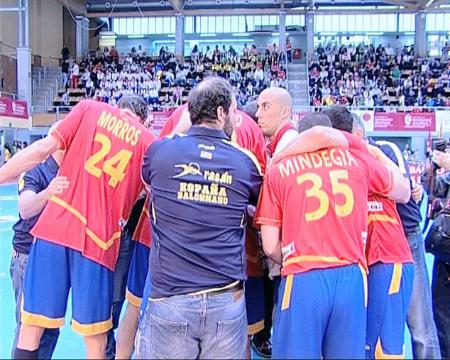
[[256, 87, 298, 158]]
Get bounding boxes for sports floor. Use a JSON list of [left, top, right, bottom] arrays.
[[0, 183, 433, 358]]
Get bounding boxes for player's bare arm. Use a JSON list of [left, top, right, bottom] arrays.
[[271, 126, 349, 164], [0, 136, 60, 184], [19, 176, 69, 219], [260, 225, 282, 264]]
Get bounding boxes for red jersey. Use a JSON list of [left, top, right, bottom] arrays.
[[132, 195, 152, 248], [151, 103, 268, 276], [231, 110, 267, 175], [266, 123, 296, 158], [366, 195, 413, 266], [31, 100, 156, 270], [230, 111, 267, 276], [255, 147, 394, 275], [158, 105, 188, 138]]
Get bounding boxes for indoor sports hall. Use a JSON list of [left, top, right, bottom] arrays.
[[0, 0, 449, 358]]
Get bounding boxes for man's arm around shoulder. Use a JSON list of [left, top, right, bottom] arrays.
[[0, 136, 60, 184]]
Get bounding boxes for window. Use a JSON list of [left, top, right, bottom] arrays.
[[354, 13, 364, 32], [269, 15, 278, 26], [155, 17, 163, 34], [340, 14, 348, 32], [238, 15, 246, 32], [363, 14, 372, 32], [148, 17, 155, 34], [322, 15, 333, 32], [208, 16, 216, 33], [133, 18, 141, 35], [126, 18, 133, 34], [216, 16, 224, 33], [185, 16, 194, 34], [201, 16, 208, 33], [315, 14, 324, 32], [170, 17, 176, 33], [246, 15, 254, 31], [347, 14, 355, 32], [254, 15, 262, 30], [223, 16, 231, 33], [231, 16, 239, 32], [399, 13, 414, 32], [435, 13, 444, 31], [141, 18, 149, 35]]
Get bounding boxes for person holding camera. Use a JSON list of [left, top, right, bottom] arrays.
[[422, 148, 450, 359]]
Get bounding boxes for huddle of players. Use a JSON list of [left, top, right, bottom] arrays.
[[1, 78, 413, 359], [102, 89, 413, 358]]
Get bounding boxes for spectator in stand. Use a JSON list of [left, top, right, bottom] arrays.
[[191, 45, 199, 62], [61, 44, 70, 61], [172, 85, 183, 106], [286, 37, 292, 63], [61, 59, 70, 89], [110, 46, 119, 63], [70, 61, 79, 89]]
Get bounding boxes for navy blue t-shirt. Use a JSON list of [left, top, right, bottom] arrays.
[[12, 156, 59, 254], [142, 126, 262, 298], [376, 140, 422, 234]]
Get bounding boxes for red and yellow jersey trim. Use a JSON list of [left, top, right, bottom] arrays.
[[126, 288, 143, 308], [283, 255, 353, 268], [50, 195, 121, 250], [368, 214, 399, 225], [72, 318, 113, 336], [21, 309, 65, 329]]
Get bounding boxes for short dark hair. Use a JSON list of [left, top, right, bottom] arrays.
[[298, 113, 332, 133], [351, 112, 366, 139], [322, 106, 353, 134], [188, 77, 233, 126], [117, 95, 149, 122], [243, 101, 258, 122]]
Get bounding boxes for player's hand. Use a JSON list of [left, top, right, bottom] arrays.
[[411, 183, 423, 203], [432, 150, 450, 169], [366, 144, 383, 160], [247, 204, 256, 218], [46, 176, 69, 197]]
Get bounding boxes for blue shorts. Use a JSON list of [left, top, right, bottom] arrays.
[[126, 241, 150, 308], [273, 264, 367, 359], [244, 276, 265, 335], [366, 262, 414, 359], [22, 239, 113, 336]]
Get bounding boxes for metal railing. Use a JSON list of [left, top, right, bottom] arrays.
[[0, 91, 18, 99], [291, 105, 450, 112], [31, 104, 450, 117]]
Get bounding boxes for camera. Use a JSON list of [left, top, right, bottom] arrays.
[[431, 138, 449, 170], [433, 138, 448, 152]]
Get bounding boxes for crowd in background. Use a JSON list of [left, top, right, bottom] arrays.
[[309, 43, 450, 107], [59, 43, 287, 111]]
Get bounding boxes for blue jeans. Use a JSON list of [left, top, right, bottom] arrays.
[[432, 259, 450, 358], [135, 285, 247, 359], [105, 226, 136, 359], [10, 250, 60, 358], [406, 227, 441, 359]]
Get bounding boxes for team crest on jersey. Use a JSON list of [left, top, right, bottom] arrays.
[[173, 163, 203, 178], [368, 201, 383, 212], [282, 242, 296, 260]]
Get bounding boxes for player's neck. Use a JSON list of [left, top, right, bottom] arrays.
[[270, 120, 290, 142]]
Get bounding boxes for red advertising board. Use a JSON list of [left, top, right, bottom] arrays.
[[0, 97, 29, 119], [374, 112, 435, 132], [408, 161, 423, 185], [150, 111, 172, 136]]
